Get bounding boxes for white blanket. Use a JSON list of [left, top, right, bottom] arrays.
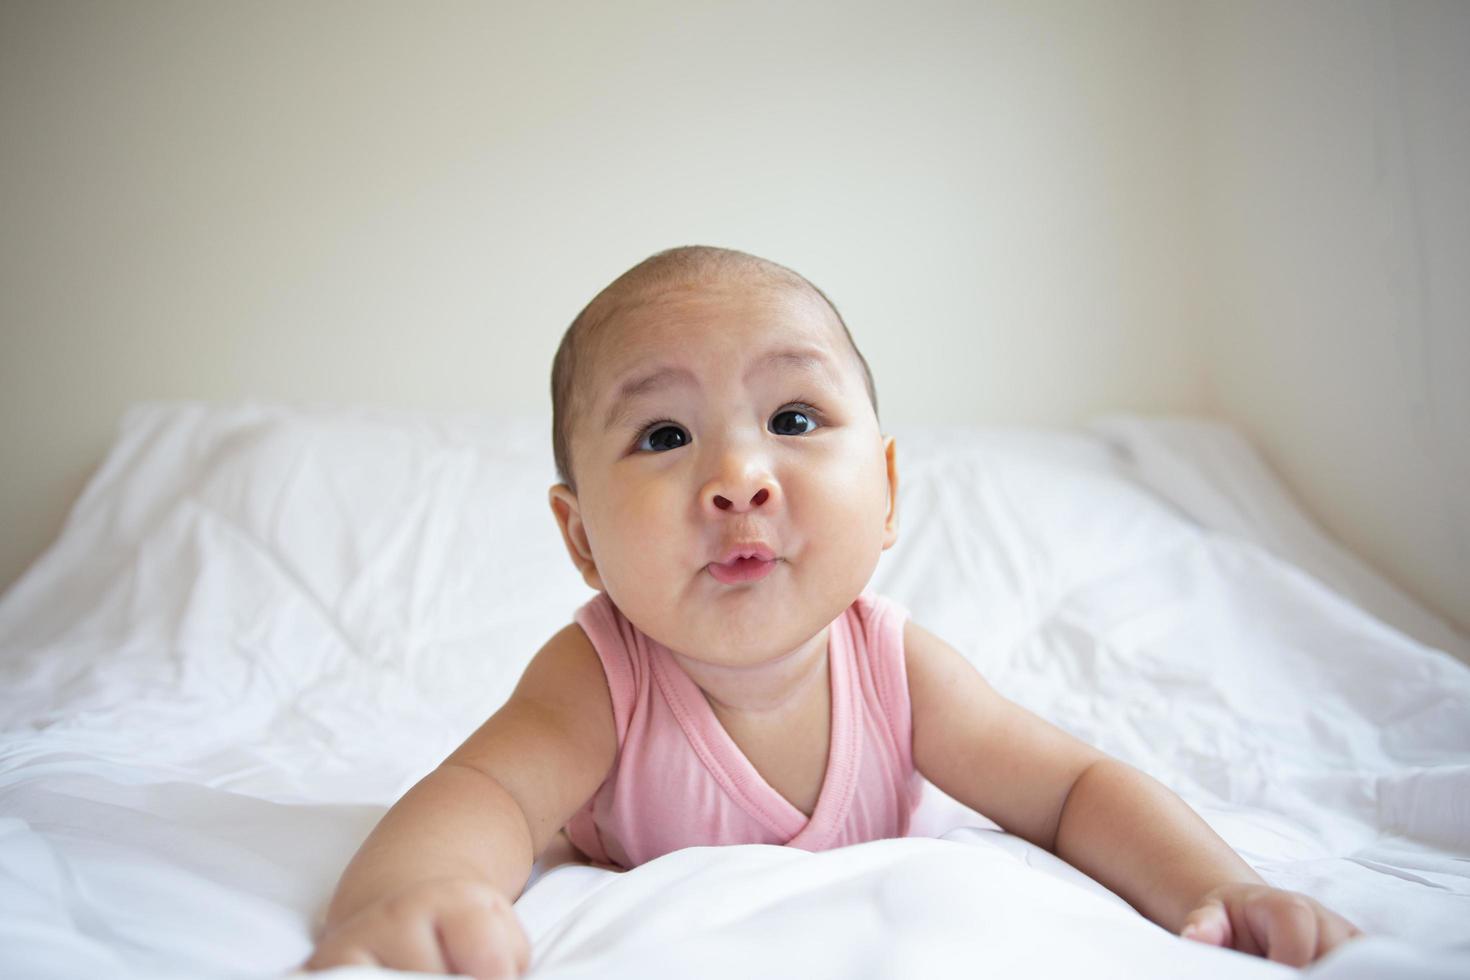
[[2, 403, 1467, 978]]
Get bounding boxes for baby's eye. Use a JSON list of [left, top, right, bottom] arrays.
[[637, 423, 690, 453], [769, 407, 819, 436]]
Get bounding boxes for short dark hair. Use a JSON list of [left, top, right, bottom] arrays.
[[550, 245, 878, 489]]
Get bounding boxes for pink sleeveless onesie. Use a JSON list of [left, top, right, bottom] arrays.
[[564, 588, 923, 870]]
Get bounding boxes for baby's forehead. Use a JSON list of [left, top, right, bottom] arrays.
[[584, 277, 844, 374]]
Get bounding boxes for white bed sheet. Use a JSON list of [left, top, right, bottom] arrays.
[[1, 402, 1467, 978]]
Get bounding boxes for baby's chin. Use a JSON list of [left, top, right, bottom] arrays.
[[648, 597, 843, 667], [602, 560, 869, 663], [667, 629, 815, 670]]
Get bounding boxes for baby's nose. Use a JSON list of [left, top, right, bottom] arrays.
[[701, 439, 781, 515], [703, 463, 780, 514], [712, 487, 771, 511]]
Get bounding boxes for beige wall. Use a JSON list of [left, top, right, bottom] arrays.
[[1, 1, 1465, 645], [1189, 0, 1470, 642], [0, 0, 1203, 592]]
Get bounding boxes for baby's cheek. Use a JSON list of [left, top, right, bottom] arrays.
[[826, 455, 888, 522], [602, 512, 679, 588]]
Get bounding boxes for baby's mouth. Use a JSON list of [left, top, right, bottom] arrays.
[[707, 544, 779, 585], [707, 555, 779, 585]]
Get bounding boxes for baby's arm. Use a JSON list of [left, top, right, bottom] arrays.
[[305, 623, 616, 979], [904, 621, 1361, 966]]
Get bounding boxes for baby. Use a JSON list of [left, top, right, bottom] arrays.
[[306, 246, 1361, 978]]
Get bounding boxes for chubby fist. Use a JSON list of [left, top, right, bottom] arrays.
[[305, 877, 530, 979], [1180, 883, 1363, 966]]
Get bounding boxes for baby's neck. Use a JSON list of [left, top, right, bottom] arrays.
[[668, 627, 830, 719]]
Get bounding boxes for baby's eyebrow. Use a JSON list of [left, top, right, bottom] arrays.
[[744, 346, 836, 383], [602, 366, 697, 431], [600, 346, 840, 432]]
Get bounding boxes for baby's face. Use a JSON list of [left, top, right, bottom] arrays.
[[550, 278, 897, 668]]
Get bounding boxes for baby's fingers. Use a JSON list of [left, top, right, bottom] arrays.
[[307, 921, 447, 975], [1246, 893, 1319, 968], [1180, 900, 1232, 948], [437, 902, 530, 980], [1314, 909, 1365, 961]]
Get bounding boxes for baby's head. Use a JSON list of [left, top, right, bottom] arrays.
[[551, 247, 879, 490], [548, 246, 899, 666]]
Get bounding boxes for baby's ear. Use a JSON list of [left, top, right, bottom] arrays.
[[549, 484, 605, 591], [881, 436, 899, 549]]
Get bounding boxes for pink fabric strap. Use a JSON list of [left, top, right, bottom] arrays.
[[563, 588, 919, 869]]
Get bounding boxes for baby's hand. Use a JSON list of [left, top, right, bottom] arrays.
[[1179, 883, 1363, 966], [304, 877, 530, 979]]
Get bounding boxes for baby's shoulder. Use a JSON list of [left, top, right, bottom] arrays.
[[848, 588, 913, 645], [516, 621, 611, 712], [570, 591, 641, 664]]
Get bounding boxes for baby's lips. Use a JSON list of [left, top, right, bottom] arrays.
[[713, 543, 777, 565], [706, 552, 779, 585]]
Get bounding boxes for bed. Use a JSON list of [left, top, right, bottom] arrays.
[[2, 401, 1468, 979]]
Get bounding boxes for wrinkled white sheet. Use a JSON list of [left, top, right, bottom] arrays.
[[2, 402, 1468, 979]]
